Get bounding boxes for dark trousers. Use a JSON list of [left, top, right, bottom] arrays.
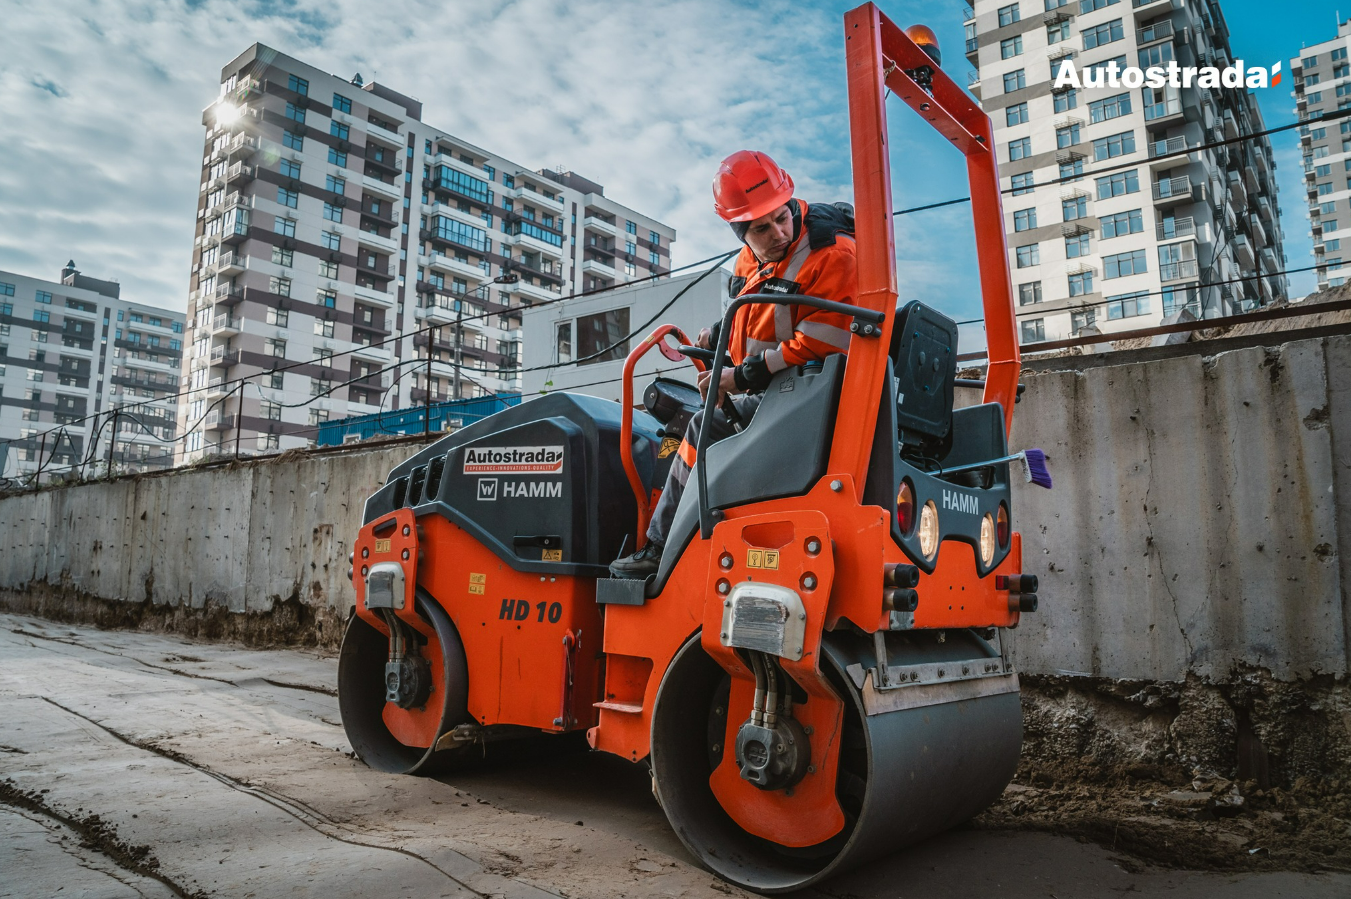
[[646, 393, 762, 547]]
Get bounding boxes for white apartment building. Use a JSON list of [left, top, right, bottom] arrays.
[[179, 44, 675, 462], [0, 263, 184, 482], [521, 267, 728, 402], [965, 0, 1287, 346], [1290, 21, 1351, 290]]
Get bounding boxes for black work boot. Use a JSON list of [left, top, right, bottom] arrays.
[[609, 541, 662, 579]]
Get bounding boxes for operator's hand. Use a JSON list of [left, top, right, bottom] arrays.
[[696, 327, 713, 350], [698, 367, 738, 406]]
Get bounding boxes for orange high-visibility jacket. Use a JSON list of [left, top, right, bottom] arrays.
[[725, 200, 858, 386]]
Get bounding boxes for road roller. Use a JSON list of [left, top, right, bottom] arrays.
[[338, 4, 1042, 892]]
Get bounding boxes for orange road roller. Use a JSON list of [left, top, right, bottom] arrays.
[[338, 5, 1043, 891]]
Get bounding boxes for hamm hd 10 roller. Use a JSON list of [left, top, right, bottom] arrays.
[[338, 5, 1041, 892]]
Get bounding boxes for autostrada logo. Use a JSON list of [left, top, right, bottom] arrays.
[[1054, 59, 1282, 90]]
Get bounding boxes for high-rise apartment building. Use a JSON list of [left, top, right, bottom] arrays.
[[1290, 21, 1351, 291], [0, 262, 184, 481], [965, 0, 1286, 346], [180, 44, 675, 462]]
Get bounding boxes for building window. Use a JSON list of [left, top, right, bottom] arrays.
[[1318, 182, 1334, 196], [284, 102, 306, 124], [1056, 124, 1081, 148], [1010, 172, 1035, 195], [323, 202, 342, 222], [650, 230, 660, 245], [274, 217, 296, 238], [1013, 208, 1037, 231], [283, 130, 303, 151], [312, 347, 332, 365], [1093, 130, 1136, 161], [265, 338, 287, 357], [318, 259, 339, 278], [280, 159, 301, 180], [261, 401, 281, 420], [326, 175, 345, 195], [1100, 209, 1143, 238], [318, 290, 337, 308], [555, 320, 572, 364], [1095, 169, 1139, 198], [1059, 158, 1084, 181], [1303, 55, 1319, 67], [1008, 137, 1032, 161], [1015, 244, 1040, 268], [328, 147, 348, 167], [997, 3, 1020, 26], [1065, 233, 1091, 257], [287, 75, 308, 96], [1047, 20, 1070, 43], [1068, 271, 1093, 296], [271, 246, 294, 267], [1103, 249, 1147, 279], [269, 276, 291, 297], [1018, 281, 1042, 306], [1001, 36, 1023, 59], [1107, 291, 1150, 319], [1088, 92, 1131, 123], [1082, 18, 1124, 50], [277, 187, 299, 208], [650, 251, 661, 266], [1006, 102, 1029, 126], [33, 310, 50, 323], [1003, 69, 1026, 93], [0, 282, 14, 296], [574, 308, 630, 365], [333, 93, 352, 114], [330, 121, 350, 141], [314, 319, 334, 338], [1071, 309, 1098, 335], [1021, 319, 1045, 343], [1061, 196, 1087, 221], [35, 290, 52, 304], [1053, 89, 1077, 113], [322, 230, 341, 250]]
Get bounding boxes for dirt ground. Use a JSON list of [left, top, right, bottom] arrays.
[[2, 611, 1349, 898]]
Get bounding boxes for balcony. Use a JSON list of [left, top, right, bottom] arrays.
[[1222, 109, 1239, 140], [967, 70, 981, 87], [209, 346, 240, 368], [512, 184, 565, 208], [1156, 217, 1195, 240], [211, 313, 241, 337], [415, 300, 461, 325], [364, 119, 402, 146], [1159, 257, 1199, 281], [204, 411, 235, 431], [962, 4, 973, 20], [1136, 19, 1175, 43], [363, 151, 402, 176], [1143, 96, 1184, 123], [1226, 170, 1247, 211], [1249, 215, 1267, 249], [213, 284, 245, 306], [582, 215, 617, 235], [362, 174, 401, 200], [1232, 233, 1254, 268], [355, 229, 399, 253], [1152, 175, 1201, 206], [511, 280, 563, 303], [1131, 0, 1171, 13], [215, 250, 245, 276], [226, 133, 258, 158], [205, 377, 232, 400], [582, 258, 616, 277], [425, 252, 487, 282], [1148, 136, 1190, 168], [355, 283, 396, 308], [220, 213, 250, 244], [351, 342, 393, 364], [515, 232, 565, 260], [1257, 194, 1274, 222]]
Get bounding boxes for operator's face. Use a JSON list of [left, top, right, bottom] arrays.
[[743, 203, 794, 263]]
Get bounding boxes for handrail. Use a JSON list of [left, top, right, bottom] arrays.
[[619, 325, 702, 550]]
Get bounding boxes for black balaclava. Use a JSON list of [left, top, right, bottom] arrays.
[[730, 199, 802, 258]]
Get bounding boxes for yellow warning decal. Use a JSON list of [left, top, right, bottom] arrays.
[[658, 436, 680, 459], [542, 549, 563, 562], [746, 549, 780, 570], [468, 572, 486, 595], [374, 538, 392, 554]]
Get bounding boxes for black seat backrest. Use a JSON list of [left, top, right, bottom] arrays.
[[889, 300, 958, 458]]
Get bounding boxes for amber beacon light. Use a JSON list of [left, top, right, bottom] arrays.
[[905, 24, 941, 65]]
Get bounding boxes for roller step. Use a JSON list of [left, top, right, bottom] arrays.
[[594, 700, 643, 714]]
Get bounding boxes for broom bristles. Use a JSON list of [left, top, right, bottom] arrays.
[[1021, 447, 1052, 489]]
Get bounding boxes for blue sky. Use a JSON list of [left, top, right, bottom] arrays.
[[0, 0, 1343, 347]]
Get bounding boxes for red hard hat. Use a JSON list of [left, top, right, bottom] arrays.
[[712, 150, 794, 223]]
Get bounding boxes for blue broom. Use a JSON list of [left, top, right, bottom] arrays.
[[939, 448, 1052, 489]]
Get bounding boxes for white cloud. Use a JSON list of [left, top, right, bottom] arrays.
[[0, 0, 980, 316]]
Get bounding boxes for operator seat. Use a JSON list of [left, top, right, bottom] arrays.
[[889, 300, 959, 460]]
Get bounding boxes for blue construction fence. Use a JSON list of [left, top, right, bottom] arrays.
[[316, 394, 522, 447]]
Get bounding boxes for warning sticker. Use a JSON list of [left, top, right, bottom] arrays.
[[374, 538, 392, 554], [468, 572, 486, 595], [658, 437, 680, 459], [541, 548, 563, 562], [463, 446, 565, 474], [746, 549, 780, 570]]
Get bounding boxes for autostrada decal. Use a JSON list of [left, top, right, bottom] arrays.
[[462, 445, 565, 474], [1054, 59, 1282, 90]]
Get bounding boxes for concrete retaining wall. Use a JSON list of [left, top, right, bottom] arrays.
[[1, 333, 1347, 683]]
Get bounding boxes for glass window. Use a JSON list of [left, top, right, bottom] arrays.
[[1056, 123, 1081, 148], [1008, 137, 1032, 160], [1015, 243, 1040, 267], [1021, 318, 1045, 343], [1089, 92, 1131, 123], [35, 291, 51, 304], [282, 130, 303, 151], [322, 230, 341, 250], [33, 310, 50, 323], [271, 246, 294, 266], [650, 230, 661, 245], [1003, 69, 1026, 93], [318, 260, 339, 278], [1018, 281, 1042, 306], [314, 318, 335, 338], [1047, 20, 1070, 43], [1093, 130, 1136, 161], [1013, 208, 1038, 231], [1001, 36, 1023, 59], [1071, 309, 1098, 334], [330, 121, 349, 140], [433, 165, 493, 204], [284, 102, 306, 124], [323, 202, 342, 222], [997, 3, 1020, 26], [1103, 249, 1148, 278], [266, 337, 287, 357], [1303, 55, 1319, 68], [287, 75, 308, 96], [328, 147, 348, 167], [1010, 172, 1035, 195], [1062, 195, 1087, 221], [1068, 271, 1093, 296], [274, 217, 296, 238], [575, 308, 630, 365], [1100, 209, 1143, 238], [318, 290, 336, 308], [267, 307, 289, 327], [1065, 233, 1091, 257], [555, 321, 572, 364], [1059, 158, 1085, 181], [626, 221, 638, 234], [277, 187, 299, 208], [432, 216, 490, 253], [333, 93, 352, 114], [1107, 291, 1150, 319], [1095, 169, 1139, 198], [1054, 88, 1078, 112], [326, 175, 345, 195], [1083, 18, 1124, 50], [1006, 102, 1029, 125], [269, 276, 292, 297], [1078, 0, 1119, 13], [280, 159, 301, 179]]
